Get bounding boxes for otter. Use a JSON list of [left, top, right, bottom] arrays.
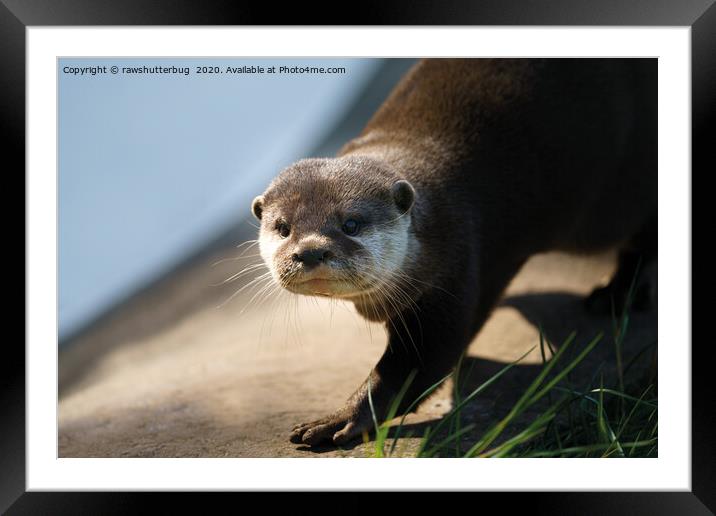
[[250, 59, 657, 446]]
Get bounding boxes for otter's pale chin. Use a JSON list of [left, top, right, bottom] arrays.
[[281, 277, 351, 298], [299, 278, 342, 297]]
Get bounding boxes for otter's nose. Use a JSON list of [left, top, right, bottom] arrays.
[[292, 248, 333, 268]]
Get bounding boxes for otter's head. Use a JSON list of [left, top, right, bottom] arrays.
[[251, 156, 416, 299]]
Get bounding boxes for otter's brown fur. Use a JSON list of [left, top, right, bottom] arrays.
[[252, 58, 656, 446]]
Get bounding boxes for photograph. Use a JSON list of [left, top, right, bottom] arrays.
[[5, 1, 707, 507], [57, 57, 659, 459]]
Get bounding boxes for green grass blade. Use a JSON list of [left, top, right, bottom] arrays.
[[388, 372, 452, 456], [480, 397, 567, 458], [366, 376, 384, 457], [527, 332, 603, 408], [375, 369, 418, 457], [424, 346, 536, 453], [422, 424, 477, 457]]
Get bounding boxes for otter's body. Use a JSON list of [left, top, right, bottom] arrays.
[[252, 59, 656, 446]]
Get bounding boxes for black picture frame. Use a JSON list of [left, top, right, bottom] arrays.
[[5, 0, 711, 512]]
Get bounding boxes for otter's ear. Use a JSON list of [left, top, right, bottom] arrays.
[[391, 180, 415, 214], [251, 195, 264, 220]]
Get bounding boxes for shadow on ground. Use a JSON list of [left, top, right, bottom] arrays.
[[387, 291, 658, 457]]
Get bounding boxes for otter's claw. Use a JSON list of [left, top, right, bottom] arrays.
[[290, 411, 370, 446]]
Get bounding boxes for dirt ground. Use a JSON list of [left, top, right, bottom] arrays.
[[59, 239, 657, 458]]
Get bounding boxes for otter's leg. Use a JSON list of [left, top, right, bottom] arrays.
[[289, 290, 474, 446], [585, 216, 657, 315], [289, 260, 519, 447]]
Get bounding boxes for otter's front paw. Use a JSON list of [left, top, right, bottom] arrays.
[[290, 409, 373, 446]]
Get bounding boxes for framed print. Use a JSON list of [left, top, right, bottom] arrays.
[[6, 0, 711, 512]]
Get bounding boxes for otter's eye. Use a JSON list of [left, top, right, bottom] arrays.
[[342, 219, 360, 236], [276, 221, 291, 238]]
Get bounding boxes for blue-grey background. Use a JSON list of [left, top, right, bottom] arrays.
[[59, 58, 415, 342]]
